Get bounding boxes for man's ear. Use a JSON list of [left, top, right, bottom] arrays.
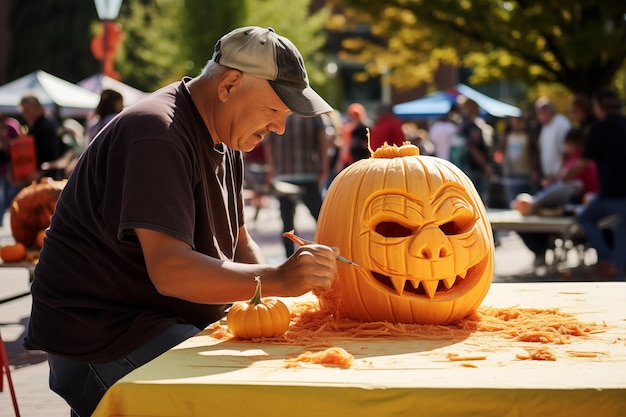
[[217, 69, 243, 102]]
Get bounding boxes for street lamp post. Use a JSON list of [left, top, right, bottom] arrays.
[[93, 0, 123, 79], [325, 60, 338, 110]]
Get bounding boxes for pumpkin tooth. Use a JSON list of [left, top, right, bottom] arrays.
[[409, 279, 420, 289], [421, 280, 439, 299], [442, 276, 456, 289], [457, 269, 468, 279], [390, 276, 406, 296]]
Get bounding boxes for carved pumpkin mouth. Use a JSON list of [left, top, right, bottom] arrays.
[[370, 261, 485, 299]]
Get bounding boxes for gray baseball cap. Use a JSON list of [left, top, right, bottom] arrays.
[[212, 26, 333, 116]]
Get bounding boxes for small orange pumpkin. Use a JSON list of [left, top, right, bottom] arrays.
[[0, 243, 27, 263], [10, 178, 66, 248], [315, 142, 494, 325], [227, 277, 291, 339]]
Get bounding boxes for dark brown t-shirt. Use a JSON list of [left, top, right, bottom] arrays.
[[24, 79, 245, 362]]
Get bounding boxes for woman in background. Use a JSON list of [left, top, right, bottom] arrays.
[[86, 89, 124, 142]]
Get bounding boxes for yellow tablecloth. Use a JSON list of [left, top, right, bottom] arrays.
[[92, 282, 626, 417]]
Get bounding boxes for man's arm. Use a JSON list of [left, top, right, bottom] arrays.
[[135, 228, 338, 304], [234, 225, 266, 264]]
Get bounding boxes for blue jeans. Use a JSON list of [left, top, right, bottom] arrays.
[[577, 196, 626, 280], [48, 323, 201, 417]]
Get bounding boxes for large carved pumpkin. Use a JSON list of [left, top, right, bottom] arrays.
[[314, 143, 494, 325], [10, 178, 66, 248]]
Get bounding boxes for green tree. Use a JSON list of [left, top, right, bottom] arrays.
[[333, 0, 626, 95], [7, 0, 99, 82], [115, 0, 186, 91], [5, 0, 330, 101], [179, 0, 246, 77], [242, 0, 330, 94]]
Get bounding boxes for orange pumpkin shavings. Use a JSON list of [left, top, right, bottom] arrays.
[[566, 351, 606, 358], [461, 362, 479, 368], [203, 297, 606, 368], [285, 347, 354, 369], [447, 353, 487, 362], [256, 299, 604, 346], [516, 346, 557, 361]]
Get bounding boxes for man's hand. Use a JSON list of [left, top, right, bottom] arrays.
[[277, 243, 339, 296]]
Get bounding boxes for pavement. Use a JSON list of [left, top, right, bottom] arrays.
[[0, 196, 606, 417]]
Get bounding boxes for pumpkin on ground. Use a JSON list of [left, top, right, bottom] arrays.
[[0, 243, 27, 263], [314, 142, 494, 325], [10, 178, 66, 248], [227, 277, 291, 339]]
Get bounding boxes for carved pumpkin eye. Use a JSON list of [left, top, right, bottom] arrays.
[[439, 210, 475, 235], [374, 221, 413, 237]]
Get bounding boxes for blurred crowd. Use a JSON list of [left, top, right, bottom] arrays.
[[243, 90, 626, 279], [0, 89, 125, 226], [2, 86, 625, 279]]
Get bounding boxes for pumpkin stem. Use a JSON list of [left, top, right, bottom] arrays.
[[372, 141, 420, 158], [250, 276, 263, 306]]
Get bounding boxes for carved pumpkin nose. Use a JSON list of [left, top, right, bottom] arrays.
[[411, 226, 452, 260]]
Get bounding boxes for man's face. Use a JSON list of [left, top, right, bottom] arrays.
[[221, 73, 291, 152]]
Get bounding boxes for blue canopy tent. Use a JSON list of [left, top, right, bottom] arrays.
[[393, 84, 522, 119]]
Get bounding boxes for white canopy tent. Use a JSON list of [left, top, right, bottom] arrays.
[[78, 73, 149, 106], [0, 70, 101, 118], [393, 84, 522, 119]]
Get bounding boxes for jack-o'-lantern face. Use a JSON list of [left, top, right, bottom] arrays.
[[314, 143, 494, 324]]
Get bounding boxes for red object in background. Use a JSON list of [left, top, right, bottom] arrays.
[[0, 331, 21, 417], [90, 20, 123, 80], [9, 135, 37, 182]]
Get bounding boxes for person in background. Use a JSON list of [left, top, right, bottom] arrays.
[[523, 104, 543, 193], [564, 89, 626, 280], [428, 105, 460, 160], [403, 121, 434, 156], [499, 116, 533, 204], [86, 89, 124, 142], [512, 128, 599, 267], [18, 95, 68, 180], [458, 97, 494, 201], [264, 113, 329, 257], [535, 97, 571, 186], [323, 109, 344, 187], [569, 93, 596, 140], [0, 112, 23, 223], [23, 26, 338, 417], [369, 104, 405, 151], [336, 103, 371, 172]]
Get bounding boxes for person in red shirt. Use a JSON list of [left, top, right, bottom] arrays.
[[369, 105, 405, 151]]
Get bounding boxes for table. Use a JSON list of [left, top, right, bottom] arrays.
[[0, 261, 36, 304], [92, 282, 626, 417], [487, 208, 580, 235], [487, 209, 586, 268]]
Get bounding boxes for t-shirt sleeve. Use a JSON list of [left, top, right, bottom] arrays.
[[117, 137, 196, 247]]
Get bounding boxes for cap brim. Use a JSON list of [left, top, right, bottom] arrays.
[[269, 81, 333, 116]]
